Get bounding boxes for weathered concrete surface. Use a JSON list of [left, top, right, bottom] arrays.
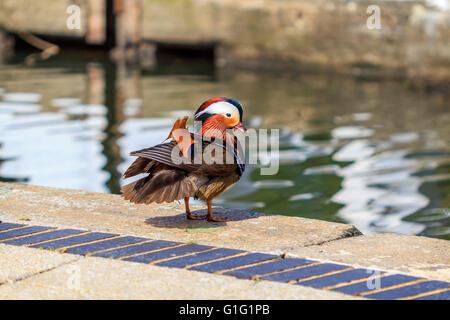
[[287, 234, 450, 282], [0, 244, 78, 285], [0, 245, 360, 300], [0, 182, 361, 254]]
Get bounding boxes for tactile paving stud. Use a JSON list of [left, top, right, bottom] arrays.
[[124, 244, 213, 263], [297, 268, 384, 289], [0, 226, 55, 241], [224, 258, 313, 279], [155, 247, 244, 268], [65, 236, 148, 255], [0, 222, 25, 231], [2, 229, 87, 246], [189, 253, 278, 273], [93, 240, 181, 259], [260, 263, 348, 283], [331, 274, 420, 295], [29, 232, 118, 250], [364, 280, 450, 300]]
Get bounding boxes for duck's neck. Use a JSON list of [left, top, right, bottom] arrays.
[[200, 116, 225, 138]]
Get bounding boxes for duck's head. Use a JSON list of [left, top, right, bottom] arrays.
[[194, 97, 246, 138]]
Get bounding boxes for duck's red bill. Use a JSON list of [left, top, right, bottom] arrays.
[[234, 121, 247, 133]]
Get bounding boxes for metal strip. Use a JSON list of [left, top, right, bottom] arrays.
[[65, 236, 148, 255], [364, 280, 450, 300], [331, 274, 421, 295], [322, 273, 387, 291], [2, 229, 87, 246], [58, 235, 122, 253], [359, 279, 427, 297], [84, 239, 151, 256], [260, 263, 348, 283], [26, 231, 91, 247], [155, 247, 244, 268], [93, 240, 181, 259], [0, 226, 56, 242], [297, 268, 384, 289], [409, 288, 450, 300], [223, 258, 313, 279], [291, 267, 354, 284], [189, 253, 277, 273], [123, 244, 214, 264], [29, 232, 118, 250], [0, 222, 26, 232], [185, 251, 250, 269]]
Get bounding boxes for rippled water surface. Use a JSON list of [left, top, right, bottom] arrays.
[[0, 55, 449, 239]]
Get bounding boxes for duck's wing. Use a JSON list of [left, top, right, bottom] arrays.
[[122, 138, 245, 204], [122, 162, 199, 204], [190, 138, 245, 178], [123, 140, 201, 204], [128, 140, 200, 172]]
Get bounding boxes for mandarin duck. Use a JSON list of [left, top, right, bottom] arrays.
[[121, 97, 247, 222]]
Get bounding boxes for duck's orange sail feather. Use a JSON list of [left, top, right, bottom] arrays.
[[164, 116, 195, 158]]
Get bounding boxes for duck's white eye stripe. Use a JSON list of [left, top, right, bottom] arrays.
[[196, 101, 239, 119]]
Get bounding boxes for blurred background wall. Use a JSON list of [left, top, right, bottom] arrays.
[[0, 0, 449, 89]]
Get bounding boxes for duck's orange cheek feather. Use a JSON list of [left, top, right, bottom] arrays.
[[223, 116, 239, 128]]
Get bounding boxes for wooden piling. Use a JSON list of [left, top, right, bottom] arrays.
[[112, 0, 143, 61], [86, 0, 106, 45]]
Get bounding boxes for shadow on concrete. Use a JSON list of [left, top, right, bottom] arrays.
[[145, 208, 262, 229]]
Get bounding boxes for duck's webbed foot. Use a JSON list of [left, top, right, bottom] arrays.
[[206, 215, 231, 222], [186, 213, 206, 220], [184, 197, 206, 220], [206, 200, 232, 222]]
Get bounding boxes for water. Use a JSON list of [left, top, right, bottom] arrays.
[[0, 55, 449, 239]]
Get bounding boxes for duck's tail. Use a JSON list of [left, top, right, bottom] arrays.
[[121, 163, 197, 204]]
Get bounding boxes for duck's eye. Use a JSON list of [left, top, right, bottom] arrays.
[[225, 113, 232, 118]]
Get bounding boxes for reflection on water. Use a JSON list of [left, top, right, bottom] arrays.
[[0, 55, 449, 239]]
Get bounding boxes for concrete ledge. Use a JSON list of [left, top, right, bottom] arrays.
[[0, 182, 449, 299], [0, 243, 78, 285], [0, 182, 361, 254]]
